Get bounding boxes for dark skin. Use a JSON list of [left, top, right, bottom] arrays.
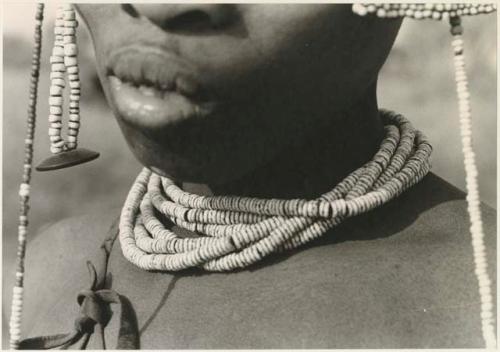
[[3, 4, 496, 349], [76, 4, 400, 195], [14, 174, 496, 348]]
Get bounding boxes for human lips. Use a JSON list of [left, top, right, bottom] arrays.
[[106, 46, 215, 128]]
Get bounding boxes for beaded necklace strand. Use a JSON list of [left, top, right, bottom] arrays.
[[352, 3, 496, 19], [9, 3, 44, 349], [450, 16, 496, 350], [119, 110, 432, 272]]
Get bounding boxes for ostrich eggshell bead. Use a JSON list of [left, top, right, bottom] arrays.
[[64, 44, 78, 56], [49, 96, 63, 106], [49, 85, 63, 96], [64, 20, 78, 28], [50, 146, 63, 154], [69, 81, 81, 89], [50, 121, 63, 128], [67, 66, 79, 74], [48, 114, 62, 123], [50, 71, 64, 80], [63, 11, 75, 20], [53, 140, 65, 148], [48, 128, 61, 136], [51, 78, 65, 87], [63, 27, 76, 35], [63, 35, 76, 44], [56, 8, 65, 18], [64, 56, 77, 67], [50, 135, 63, 142], [49, 55, 64, 64], [50, 106, 63, 115], [51, 63, 66, 72]]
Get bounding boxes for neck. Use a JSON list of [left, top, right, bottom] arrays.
[[183, 84, 384, 199]]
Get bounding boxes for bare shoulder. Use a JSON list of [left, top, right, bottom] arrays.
[[10, 208, 121, 338], [104, 173, 496, 349], [5, 173, 496, 348]]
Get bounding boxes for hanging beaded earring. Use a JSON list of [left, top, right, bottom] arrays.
[[9, 3, 99, 349], [36, 4, 99, 171], [352, 3, 496, 349]]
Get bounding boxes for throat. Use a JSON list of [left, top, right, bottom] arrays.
[[183, 90, 384, 199]]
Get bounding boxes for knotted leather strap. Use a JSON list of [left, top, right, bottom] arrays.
[[19, 217, 140, 349]]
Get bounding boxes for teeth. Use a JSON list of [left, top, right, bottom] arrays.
[[138, 84, 157, 97], [113, 74, 200, 100], [136, 83, 170, 99]]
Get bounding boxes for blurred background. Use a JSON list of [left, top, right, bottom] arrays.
[[2, 2, 496, 342]]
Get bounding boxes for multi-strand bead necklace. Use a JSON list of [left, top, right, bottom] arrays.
[[119, 110, 432, 272]]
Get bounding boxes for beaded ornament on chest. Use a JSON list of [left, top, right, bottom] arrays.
[[120, 110, 431, 272]]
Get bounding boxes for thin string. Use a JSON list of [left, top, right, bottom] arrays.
[[9, 3, 44, 349], [449, 17, 496, 349]]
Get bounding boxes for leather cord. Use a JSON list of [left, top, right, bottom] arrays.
[[19, 217, 140, 349]]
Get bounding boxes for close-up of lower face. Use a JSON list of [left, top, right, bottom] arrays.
[[76, 4, 401, 185], [3, 3, 497, 349]]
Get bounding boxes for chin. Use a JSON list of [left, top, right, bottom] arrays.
[[122, 132, 244, 185], [141, 156, 237, 185], [113, 92, 276, 186]]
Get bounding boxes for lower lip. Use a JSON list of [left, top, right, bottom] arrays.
[[108, 75, 212, 129]]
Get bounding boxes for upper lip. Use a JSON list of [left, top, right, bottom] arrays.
[[106, 45, 203, 98]]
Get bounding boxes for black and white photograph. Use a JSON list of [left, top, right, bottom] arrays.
[[2, 2, 497, 349]]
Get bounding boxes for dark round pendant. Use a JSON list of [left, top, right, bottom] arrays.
[[36, 148, 100, 171]]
